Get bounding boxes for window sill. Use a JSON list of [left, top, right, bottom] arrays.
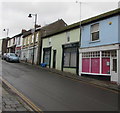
[[63, 66, 77, 68], [89, 40, 100, 44]]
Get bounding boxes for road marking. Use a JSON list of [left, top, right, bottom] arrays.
[[0, 77, 43, 113]]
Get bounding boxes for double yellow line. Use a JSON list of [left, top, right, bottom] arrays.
[[0, 77, 43, 113]]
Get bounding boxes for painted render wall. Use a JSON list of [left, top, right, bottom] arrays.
[[21, 31, 40, 64], [41, 28, 80, 73], [118, 15, 120, 43], [81, 15, 119, 48], [0, 39, 2, 55], [118, 15, 120, 84]]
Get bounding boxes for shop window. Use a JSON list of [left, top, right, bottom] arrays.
[[82, 51, 100, 58], [70, 52, 77, 67], [23, 50, 27, 60], [63, 48, 77, 67], [28, 49, 33, 60], [111, 50, 117, 57], [82, 58, 90, 72], [113, 59, 117, 73], [82, 51, 100, 73], [91, 58, 100, 73], [102, 51, 110, 57], [91, 23, 99, 41], [64, 52, 70, 67]]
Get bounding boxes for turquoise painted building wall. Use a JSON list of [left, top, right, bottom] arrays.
[[118, 15, 120, 43], [79, 11, 120, 83]]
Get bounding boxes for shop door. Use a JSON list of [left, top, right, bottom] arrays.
[[53, 50, 56, 68], [111, 58, 117, 76]]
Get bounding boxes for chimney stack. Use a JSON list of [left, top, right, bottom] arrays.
[[21, 29, 26, 33]]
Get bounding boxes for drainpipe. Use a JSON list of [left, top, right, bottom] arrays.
[[37, 30, 42, 65]]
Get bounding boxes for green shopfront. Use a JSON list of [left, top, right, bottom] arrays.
[[62, 42, 79, 74]]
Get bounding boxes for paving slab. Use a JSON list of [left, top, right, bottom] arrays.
[[1, 83, 34, 112]]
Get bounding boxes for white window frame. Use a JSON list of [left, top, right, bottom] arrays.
[[36, 33, 39, 42], [31, 35, 34, 43], [27, 37, 29, 45], [90, 23, 99, 42], [48, 38, 51, 46], [23, 38, 26, 45], [24, 38, 26, 45], [66, 32, 70, 42], [81, 51, 112, 75]]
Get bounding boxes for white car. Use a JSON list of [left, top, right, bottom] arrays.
[[6, 53, 19, 63]]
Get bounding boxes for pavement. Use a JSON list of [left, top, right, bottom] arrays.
[[1, 82, 34, 112], [22, 61, 120, 92]]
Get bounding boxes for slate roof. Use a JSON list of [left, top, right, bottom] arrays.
[[22, 19, 67, 38]]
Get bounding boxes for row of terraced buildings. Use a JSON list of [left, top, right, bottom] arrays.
[[1, 8, 120, 83]]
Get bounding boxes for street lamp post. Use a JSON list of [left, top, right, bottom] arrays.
[[76, 1, 82, 46], [76, 1, 82, 75], [3, 28, 9, 37], [118, 1, 120, 8], [28, 13, 37, 65]]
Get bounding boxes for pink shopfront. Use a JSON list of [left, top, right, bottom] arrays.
[[82, 51, 112, 75], [79, 44, 120, 83]]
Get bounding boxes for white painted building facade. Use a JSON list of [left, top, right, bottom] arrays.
[[0, 39, 2, 56]]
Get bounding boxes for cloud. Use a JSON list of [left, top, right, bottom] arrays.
[[0, 1, 118, 38]]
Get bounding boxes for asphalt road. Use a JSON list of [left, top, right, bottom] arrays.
[[1, 60, 119, 111]]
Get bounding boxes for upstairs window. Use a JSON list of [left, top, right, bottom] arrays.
[[67, 36, 70, 42], [91, 23, 99, 41], [48, 38, 51, 46], [8, 40, 11, 46], [13, 38, 15, 44], [18, 37, 20, 45], [66, 32, 70, 42], [26, 37, 29, 45], [31, 35, 34, 43], [36, 33, 39, 42]]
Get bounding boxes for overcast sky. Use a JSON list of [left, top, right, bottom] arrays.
[[0, 0, 119, 39]]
